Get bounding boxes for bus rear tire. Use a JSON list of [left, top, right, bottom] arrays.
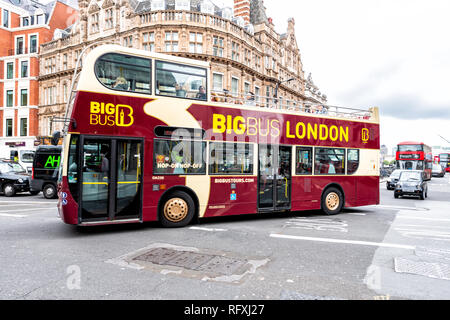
[[321, 187, 344, 215], [160, 191, 195, 228]]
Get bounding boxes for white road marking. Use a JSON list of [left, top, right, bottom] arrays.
[[348, 212, 367, 216], [270, 233, 415, 250], [189, 226, 228, 232], [284, 218, 348, 233], [0, 213, 28, 218], [397, 216, 450, 223], [0, 207, 54, 213]]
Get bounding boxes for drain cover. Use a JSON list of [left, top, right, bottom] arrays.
[[107, 243, 269, 284], [134, 248, 248, 276], [394, 257, 450, 281]]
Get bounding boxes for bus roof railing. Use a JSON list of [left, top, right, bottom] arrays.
[[210, 90, 374, 121]]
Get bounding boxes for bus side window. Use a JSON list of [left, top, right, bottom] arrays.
[[347, 149, 359, 175], [155, 60, 207, 101], [94, 53, 151, 94], [296, 147, 312, 175]]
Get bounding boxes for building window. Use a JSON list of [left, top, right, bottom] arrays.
[[231, 41, 240, 62], [105, 8, 114, 29], [314, 148, 345, 175], [123, 35, 133, 47], [212, 73, 223, 91], [16, 37, 24, 55], [62, 53, 68, 70], [6, 90, 13, 107], [21, 61, 28, 78], [29, 35, 37, 53], [189, 32, 203, 54], [213, 36, 224, 57], [254, 86, 260, 103], [90, 13, 99, 33], [231, 77, 239, 96], [142, 32, 155, 51], [36, 14, 44, 25], [22, 17, 29, 27], [6, 62, 13, 79], [20, 118, 28, 137], [20, 89, 28, 106], [3, 9, 9, 28], [244, 82, 250, 94], [165, 31, 178, 52], [244, 48, 251, 66], [6, 119, 13, 137], [63, 83, 68, 103]]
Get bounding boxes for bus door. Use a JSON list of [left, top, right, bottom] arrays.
[[79, 136, 143, 223], [258, 145, 292, 211]]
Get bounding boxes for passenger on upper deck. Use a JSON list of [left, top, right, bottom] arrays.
[[245, 92, 256, 106], [113, 76, 128, 90], [196, 86, 207, 100]]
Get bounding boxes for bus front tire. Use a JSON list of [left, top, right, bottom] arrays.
[[321, 187, 344, 215], [160, 191, 195, 228]]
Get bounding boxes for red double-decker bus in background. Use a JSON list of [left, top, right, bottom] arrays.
[[439, 153, 450, 172], [396, 141, 432, 180]]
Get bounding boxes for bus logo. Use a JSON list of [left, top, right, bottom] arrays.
[[89, 101, 134, 127], [362, 128, 370, 143]]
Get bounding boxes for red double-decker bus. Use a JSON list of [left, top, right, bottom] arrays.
[[439, 153, 450, 172], [56, 45, 380, 227], [396, 141, 432, 180]]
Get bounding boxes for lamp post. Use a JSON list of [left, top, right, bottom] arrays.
[[274, 78, 294, 108]]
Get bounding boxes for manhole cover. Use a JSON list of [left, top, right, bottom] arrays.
[[107, 243, 270, 284], [394, 257, 450, 281]]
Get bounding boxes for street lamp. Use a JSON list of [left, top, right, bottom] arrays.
[[274, 78, 294, 108], [274, 78, 295, 99]]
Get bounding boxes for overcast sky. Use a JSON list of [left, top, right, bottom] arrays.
[[219, 0, 450, 151]]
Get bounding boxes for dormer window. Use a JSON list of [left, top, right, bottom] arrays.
[[221, 7, 232, 20], [36, 14, 45, 25], [175, 0, 190, 11], [200, 0, 214, 15], [22, 17, 30, 27], [151, 0, 166, 11]]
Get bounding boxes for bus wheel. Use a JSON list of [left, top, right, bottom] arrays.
[[3, 184, 16, 197], [160, 191, 195, 228], [321, 187, 344, 215]]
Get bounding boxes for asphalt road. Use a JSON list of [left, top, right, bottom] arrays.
[[1, 175, 450, 300]]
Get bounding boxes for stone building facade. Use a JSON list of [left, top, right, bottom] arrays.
[[38, 0, 327, 137]]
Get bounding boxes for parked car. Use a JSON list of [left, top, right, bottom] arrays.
[[394, 170, 428, 200], [30, 145, 61, 199], [386, 169, 402, 190], [432, 164, 445, 177], [0, 160, 34, 197]]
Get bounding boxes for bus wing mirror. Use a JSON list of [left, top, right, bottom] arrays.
[[51, 131, 61, 146]]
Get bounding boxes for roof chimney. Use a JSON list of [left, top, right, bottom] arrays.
[[234, 0, 250, 24]]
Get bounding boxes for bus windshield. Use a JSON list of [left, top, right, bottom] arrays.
[[398, 145, 423, 152]]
